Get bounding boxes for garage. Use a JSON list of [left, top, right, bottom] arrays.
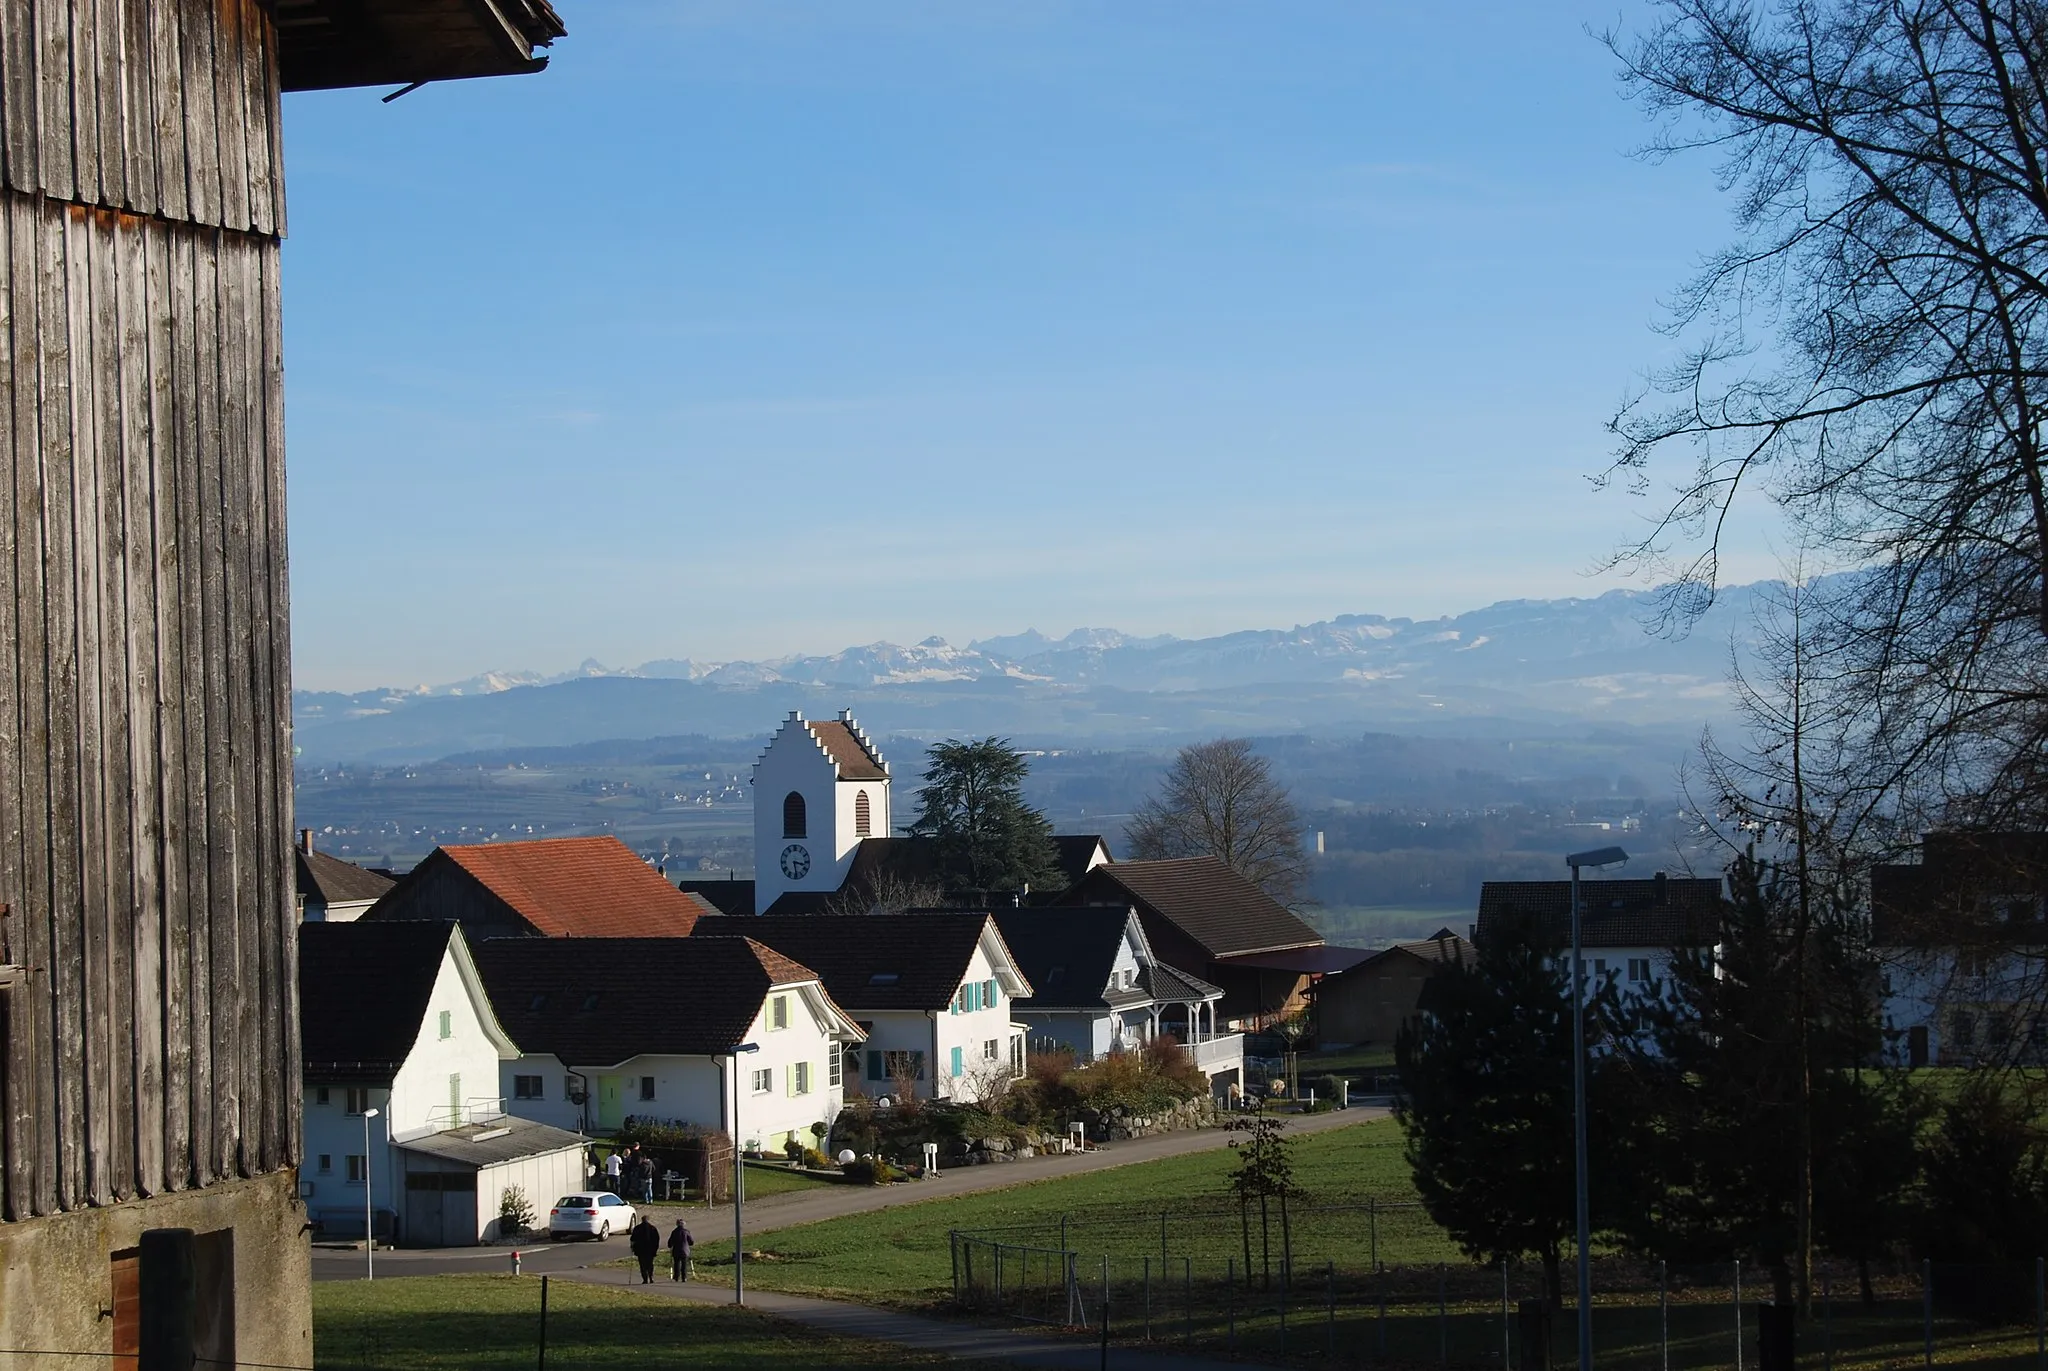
[[395, 1116, 589, 1247]]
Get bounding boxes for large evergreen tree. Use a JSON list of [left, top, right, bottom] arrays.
[[905, 737, 1061, 894], [1396, 919, 1618, 1305]]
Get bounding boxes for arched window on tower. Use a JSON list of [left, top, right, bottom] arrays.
[[783, 791, 807, 839], [854, 789, 872, 838]]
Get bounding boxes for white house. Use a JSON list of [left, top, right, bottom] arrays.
[[1872, 832, 2048, 1067], [728, 913, 1032, 1101], [1473, 873, 1725, 999], [298, 921, 589, 1246], [475, 935, 866, 1154], [993, 906, 1242, 1091], [751, 710, 892, 915]]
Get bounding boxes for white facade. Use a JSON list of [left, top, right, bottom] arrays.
[[302, 932, 521, 1240], [849, 941, 1027, 1101], [500, 979, 859, 1153], [1881, 945, 2046, 1067], [751, 710, 891, 914]]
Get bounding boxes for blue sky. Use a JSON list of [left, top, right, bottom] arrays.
[[281, 1, 1770, 691]]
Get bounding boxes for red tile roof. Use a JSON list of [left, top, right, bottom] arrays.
[[807, 719, 888, 780], [438, 836, 709, 938]]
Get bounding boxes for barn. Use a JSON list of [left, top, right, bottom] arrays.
[[0, 1, 563, 1362]]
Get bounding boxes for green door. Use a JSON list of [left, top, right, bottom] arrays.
[[597, 1075, 624, 1130]]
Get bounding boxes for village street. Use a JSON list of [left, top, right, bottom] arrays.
[[309, 1106, 1385, 1282]]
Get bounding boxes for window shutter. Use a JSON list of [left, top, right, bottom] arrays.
[[985, 979, 998, 1006], [787, 1064, 797, 1097], [950, 1046, 963, 1078]]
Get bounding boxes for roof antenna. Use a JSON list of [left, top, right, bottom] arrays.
[[382, 81, 428, 104]]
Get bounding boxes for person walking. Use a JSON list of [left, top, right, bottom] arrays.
[[629, 1213, 661, 1284], [603, 1147, 624, 1192], [667, 1218, 694, 1282]]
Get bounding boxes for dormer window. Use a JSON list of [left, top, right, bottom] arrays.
[[855, 789, 872, 838], [783, 792, 807, 839]]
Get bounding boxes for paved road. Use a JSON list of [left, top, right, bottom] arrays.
[[309, 1106, 1386, 1284]]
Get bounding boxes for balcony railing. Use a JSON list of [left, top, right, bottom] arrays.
[[1181, 1032, 1245, 1072]]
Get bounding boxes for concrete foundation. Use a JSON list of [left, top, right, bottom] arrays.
[[0, 1169, 312, 1368]]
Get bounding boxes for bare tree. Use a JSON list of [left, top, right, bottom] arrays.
[[1604, 0, 2048, 836], [820, 868, 944, 917], [1126, 739, 1310, 905]]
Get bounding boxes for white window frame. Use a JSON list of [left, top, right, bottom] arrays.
[[751, 1067, 773, 1094]]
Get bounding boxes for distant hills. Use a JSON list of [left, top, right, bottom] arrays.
[[293, 583, 1772, 764]]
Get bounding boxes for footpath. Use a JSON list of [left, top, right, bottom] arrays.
[[564, 1263, 1274, 1371]]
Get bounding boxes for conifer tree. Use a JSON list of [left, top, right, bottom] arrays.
[[905, 737, 1061, 893]]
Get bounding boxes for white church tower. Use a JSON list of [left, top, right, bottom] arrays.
[[751, 710, 891, 914]]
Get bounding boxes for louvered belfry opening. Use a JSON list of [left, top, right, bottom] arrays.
[[784, 792, 808, 840], [855, 790, 872, 838]]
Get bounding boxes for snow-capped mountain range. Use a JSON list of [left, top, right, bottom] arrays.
[[294, 585, 1772, 762]]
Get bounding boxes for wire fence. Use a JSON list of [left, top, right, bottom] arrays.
[[950, 1226, 2048, 1368]]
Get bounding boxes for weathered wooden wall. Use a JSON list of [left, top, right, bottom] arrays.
[[0, 0, 297, 1224]]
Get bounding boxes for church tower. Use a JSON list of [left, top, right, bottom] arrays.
[[751, 710, 892, 914]]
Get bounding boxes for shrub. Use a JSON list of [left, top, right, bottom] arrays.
[[840, 1156, 897, 1185], [498, 1184, 536, 1235], [783, 1136, 805, 1164], [1304, 1074, 1344, 1104], [801, 1147, 830, 1169]]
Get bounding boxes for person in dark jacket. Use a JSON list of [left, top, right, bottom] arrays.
[[667, 1218, 694, 1281], [628, 1214, 661, 1283]]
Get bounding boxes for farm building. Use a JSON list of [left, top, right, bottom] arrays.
[[0, 0, 563, 1360]]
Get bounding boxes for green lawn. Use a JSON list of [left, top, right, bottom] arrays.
[[694, 1116, 1454, 1305], [737, 1159, 840, 1199], [312, 1274, 982, 1369]]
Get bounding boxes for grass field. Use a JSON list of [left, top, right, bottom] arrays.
[[738, 1159, 839, 1199], [311, 1273, 989, 1369]]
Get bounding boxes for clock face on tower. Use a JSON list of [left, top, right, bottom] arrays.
[[779, 844, 811, 880]]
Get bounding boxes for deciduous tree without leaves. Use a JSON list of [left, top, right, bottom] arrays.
[[1127, 738, 1310, 905]]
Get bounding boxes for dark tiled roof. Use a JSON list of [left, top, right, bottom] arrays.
[[380, 837, 708, 938], [300, 921, 458, 1080], [1050, 836, 1112, 888], [471, 936, 833, 1066], [1058, 858, 1324, 959], [707, 913, 1001, 1012], [1142, 959, 1223, 1003], [1474, 878, 1723, 950], [676, 878, 755, 918], [1871, 831, 2048, 945], [1328, 933, 1475, 986], [297, 848, 396, 906], [807, 719, 888, 780], [994, 907, 1131, 1010]]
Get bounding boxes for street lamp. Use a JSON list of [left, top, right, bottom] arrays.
[[726, 1043, 760, 1305], [1564, 846, 1627, 1371], [362, 1106, 381, 1282]]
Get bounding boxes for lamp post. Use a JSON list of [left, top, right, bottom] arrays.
[[1564, 846, 1627, 1371], [362, 1106, 381, 1281], [726, 1043, 760, 1305]]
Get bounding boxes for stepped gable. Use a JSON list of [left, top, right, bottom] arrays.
[[805, 713, 888, 780], [471, 936, 841, 1064]]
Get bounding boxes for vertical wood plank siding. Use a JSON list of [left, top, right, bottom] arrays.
[[0, 0, 294, 1222], [0, 0, 284, 234]]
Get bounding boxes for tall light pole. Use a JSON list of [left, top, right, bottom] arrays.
[[362, 1105, 381, 1281], [726, 1043, 760, 1305], [1564, 846, 1626, 1371]]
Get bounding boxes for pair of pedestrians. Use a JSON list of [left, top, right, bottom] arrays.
[[629, 1216, 694, 1283]]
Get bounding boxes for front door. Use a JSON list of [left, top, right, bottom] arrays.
[[597, 1074, 625, 1130]]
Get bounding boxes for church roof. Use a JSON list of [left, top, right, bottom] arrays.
[[807, 718, 888, 780]]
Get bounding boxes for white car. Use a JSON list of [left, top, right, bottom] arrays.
[[548, 1191, 636, 1241]]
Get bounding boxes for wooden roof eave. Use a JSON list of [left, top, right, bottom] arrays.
[[271, 0, 561, 94]]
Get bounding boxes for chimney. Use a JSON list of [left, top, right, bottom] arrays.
[[1654, 870, 1668, 904], [299, 828, 313, 855]]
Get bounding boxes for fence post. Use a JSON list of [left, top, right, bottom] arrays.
[[1061, 1213, 1069, 1256], [1502, 1260, 1511, 1371], [1824, 1276, 1833, 1371], [1924, 1258, 1933, 1368], [1370, 1196, 1379, 1270], [1185, 1257, 1193, 1344], [1144, 1256, 1152, 1341], [994, 1242, 1002, 1314], [1101, 1253, 1110, 1339], [1229, 1256, 1237, 1352], [1660, 1260, 1669, 1371], [1736, 1258, 1745, 1371], [1281, 1251, 1289, 1356], [950, 1230, 960, 1303], [1378, 1264, 1388, 1361], [1327, 1254, 1343, 1352], [537, 1273, 549, 1371], [1439, 1263, 1448, 1369], [1162, 1210, 1169, 1272], [2036, 1256, 2044, 1371]]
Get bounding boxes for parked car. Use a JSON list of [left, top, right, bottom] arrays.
[[548, 1191, 636, 1241]]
